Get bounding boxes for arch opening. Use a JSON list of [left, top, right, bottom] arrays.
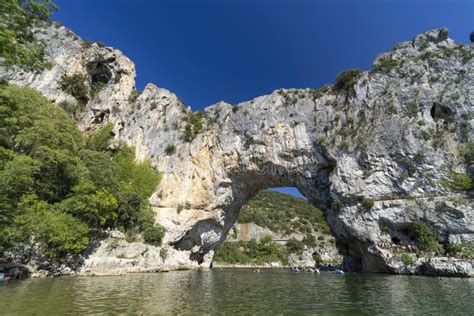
[[211, 186, 343, 269]]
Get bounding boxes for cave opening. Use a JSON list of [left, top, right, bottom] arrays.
[[86, 59, 113, 85], [212, 186, 343, 268], [430, 102, 455, 123]]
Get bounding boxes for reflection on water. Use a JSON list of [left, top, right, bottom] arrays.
[[1, 269, 473, 314]]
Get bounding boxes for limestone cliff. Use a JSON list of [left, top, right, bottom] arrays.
[[3, 25, 473, 276]]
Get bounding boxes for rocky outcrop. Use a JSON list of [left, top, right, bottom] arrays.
[[422, 258, 473, 277], [79, 231, 198, 276], [3, 26, 473, 276]]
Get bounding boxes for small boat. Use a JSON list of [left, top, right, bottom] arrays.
[[314, 268, 320, 275], [333, 269, 344, 275]]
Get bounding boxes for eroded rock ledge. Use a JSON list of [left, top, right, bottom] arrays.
[[3, 25, 473, 276]]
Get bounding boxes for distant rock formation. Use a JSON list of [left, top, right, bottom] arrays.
[[3, 25, 473, 276]]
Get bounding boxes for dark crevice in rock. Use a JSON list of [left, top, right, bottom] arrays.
[[172, 218, 223, 263], [86, 58, 114, 85], [92, 109, 109, 124], [430, 103, 455, 123]]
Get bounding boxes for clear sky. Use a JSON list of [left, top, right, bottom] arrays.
[[52, 0, 472, 199]]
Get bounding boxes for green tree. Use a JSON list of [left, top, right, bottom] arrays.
[[143, 225, 165, 246], [57, 183, 117, 229], [85, 123, 114, 151], [0, 0, 57, 71], [79, 149, 119, 193], [0, 83, 165, 262], [114, 146, 161, 199], [21, 195, 89, 263]]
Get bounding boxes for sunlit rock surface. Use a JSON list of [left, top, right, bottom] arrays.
[[3, 26, 473, 276]]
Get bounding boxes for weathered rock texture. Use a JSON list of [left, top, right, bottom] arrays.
[[3, 25, 473, 276]]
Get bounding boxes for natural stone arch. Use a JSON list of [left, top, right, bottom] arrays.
[[172, 143, 337, 265], [140, 29, 473, 275], [4, 25, 472, 276]]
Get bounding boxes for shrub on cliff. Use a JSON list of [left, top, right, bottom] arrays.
[[302, 233, 317, 248], [214, 237, 288, 265], [410, 220, 441, 253], [372, 57, 400, 73], [401, 253, 415, 265], [113, 146, 161, 200], [165, 144, 176, 155], [143, 225, 166, 246], [334, 69, 362, 94], [128, 90, 139, 102], [183, 111, 205, 142], [58, 73, 90, 105], [440, 171, 473, 192], [461, 141, 474, 165], [361, 198, 375, 209], [86, 123, 114, 151], [286, 238, 304, 255]]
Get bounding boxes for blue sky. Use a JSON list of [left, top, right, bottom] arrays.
[[53, 0, 472, 199]]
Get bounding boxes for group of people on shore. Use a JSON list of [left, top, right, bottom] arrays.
[[289, 263, 345, 275], [252, 264, 345, 275], [289, 266, 320, 274], [0, 272, 11, 283]]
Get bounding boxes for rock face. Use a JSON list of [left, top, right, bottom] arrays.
[[3, 26, 473, 276]]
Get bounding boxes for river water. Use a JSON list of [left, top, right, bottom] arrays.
[[1, 269, 473, 315]]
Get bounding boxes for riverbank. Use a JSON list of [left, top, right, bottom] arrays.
[[212, 263, 283, 269], [3, 254, 473, 278]]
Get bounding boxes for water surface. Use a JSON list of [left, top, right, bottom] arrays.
[[1, 269, 473, 314]]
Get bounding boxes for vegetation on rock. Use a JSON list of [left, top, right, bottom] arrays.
[[184, 111, 205, 142], [0, 0, 57, 72], [237, 190, 330, 235], [0, 84, 164, 264], [440, 171, 473, 192], [214, 236, 288, 265], [58, 73, 89, 105], [410, 220, 441, 253], [401, 252, 415, 265], [334, 69, 362, 94], [214, 190, 337, 265], [445, 242, 474, 259], [372, 56, 400, 73], [361, 198, 375, 209]]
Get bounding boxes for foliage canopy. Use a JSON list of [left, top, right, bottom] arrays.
[[0, 0, 57, 71], [0, 84, 164, 264]]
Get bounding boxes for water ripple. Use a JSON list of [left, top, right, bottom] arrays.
[[1, 270, 473, 315]]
